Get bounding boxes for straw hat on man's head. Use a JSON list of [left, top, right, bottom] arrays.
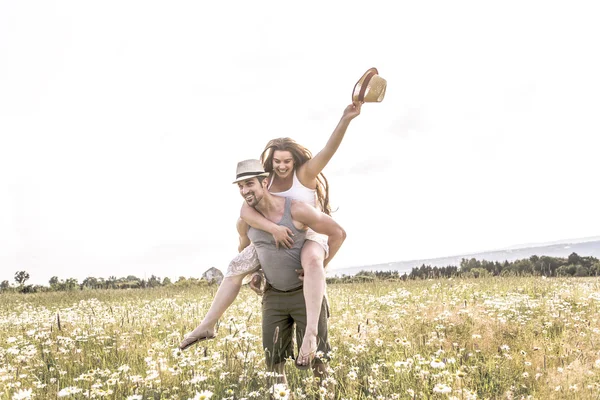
[[352, 67, 387, 103], [232, 159, 269, 184]]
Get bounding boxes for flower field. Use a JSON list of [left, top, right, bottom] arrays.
[[2, 277, 600, 399]]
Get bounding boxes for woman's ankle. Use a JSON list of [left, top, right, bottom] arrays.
[[303, 329, 318, 339], [191, 322, 215, 334]]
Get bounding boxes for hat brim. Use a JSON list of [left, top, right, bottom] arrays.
[[232, 172, 270, 184], [352, 68, 379, 103]]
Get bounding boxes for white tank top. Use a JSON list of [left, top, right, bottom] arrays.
[[269, 170, 317, 207]]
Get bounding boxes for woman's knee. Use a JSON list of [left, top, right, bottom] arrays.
[[301, 242, 325, 270]]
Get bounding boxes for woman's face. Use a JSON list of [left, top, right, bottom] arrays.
[[272, 150, 295, 179]]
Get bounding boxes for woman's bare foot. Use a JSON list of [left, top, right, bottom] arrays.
[[179, 325, 216, 351], [296, 333, 317, 369]]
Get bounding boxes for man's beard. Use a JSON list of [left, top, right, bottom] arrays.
[[244, 192, 261, 207]]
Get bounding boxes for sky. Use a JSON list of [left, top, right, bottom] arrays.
[[2, 1, 600, 286]]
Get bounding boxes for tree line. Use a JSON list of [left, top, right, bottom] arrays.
[[326, 252, 600, 283], [3, 252, 599, 293], [1, 272, 215, 294]]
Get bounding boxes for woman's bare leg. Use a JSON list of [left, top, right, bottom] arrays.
[[179, 273, 245, 349], [180, 244, 260, 349], [297, 240, 326, 365]]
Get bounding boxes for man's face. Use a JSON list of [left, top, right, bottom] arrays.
[[238, 177, 266, 207]]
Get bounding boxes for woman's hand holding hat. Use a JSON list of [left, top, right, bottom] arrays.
[[341, 102, 362, 122]]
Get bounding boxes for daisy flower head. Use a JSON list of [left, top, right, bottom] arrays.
[[269, 384, 290, 400]]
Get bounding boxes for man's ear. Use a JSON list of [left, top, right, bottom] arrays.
[[262, 177, 270, 188]]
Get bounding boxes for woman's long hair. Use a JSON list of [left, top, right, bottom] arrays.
[[260, 137, 332, 216]]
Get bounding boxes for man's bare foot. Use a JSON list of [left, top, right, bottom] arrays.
[[178, 325, 216, 351], [296, 333, 317, 369]]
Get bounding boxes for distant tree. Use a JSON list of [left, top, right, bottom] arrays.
[[513, 259, 534, 275], [162, 277, 172, 286], [1, 280, 10, 290], [20, 285, 37, 294], [49, 276, 59, 287], [469, 268, 489, 278], [590, 263, 600, 277], [580, 255, 598, 269], [459, 258, 481, 274], [147, 275, 161, 288], [14, 271, 30, 286], [82, 277, 99, 289], [574, 265, 589, 277], [126, 275, 141, 283], [557, 265, 576, 276], [539, 256, 562, 276], [106, 276, 117, 289], [65, 278, 79, 291], [568, 252, 583, 267], [115, 276, 141, 289]]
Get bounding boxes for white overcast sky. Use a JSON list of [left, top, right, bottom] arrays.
[[2, 1, 600, 285]]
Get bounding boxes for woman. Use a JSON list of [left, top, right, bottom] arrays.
[[179, 102, 361, 368]]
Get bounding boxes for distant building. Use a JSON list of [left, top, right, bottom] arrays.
[[202, 267, 224, 285]]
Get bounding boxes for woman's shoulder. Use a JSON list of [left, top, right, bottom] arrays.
[[294, 165, 317, 190]]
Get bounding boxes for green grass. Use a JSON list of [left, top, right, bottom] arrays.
[[2, 277, 600, 399]]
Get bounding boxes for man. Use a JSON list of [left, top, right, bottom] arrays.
[[233, 159, 346, 385]]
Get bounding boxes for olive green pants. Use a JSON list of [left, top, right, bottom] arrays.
[[262, 285, 331, 367]]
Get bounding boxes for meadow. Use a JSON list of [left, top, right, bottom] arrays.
[[2, 277, 600, 399]]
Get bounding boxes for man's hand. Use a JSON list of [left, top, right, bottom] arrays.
[[249, 273, 263, 296], [341, 102, 362, 122], [271, 225, 294, 249], [295, 268, 305, 282]]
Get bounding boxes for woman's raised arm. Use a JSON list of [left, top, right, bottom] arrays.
[[298, 102, 361, 184]]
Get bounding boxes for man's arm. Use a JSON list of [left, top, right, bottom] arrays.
[[236, 218, 251, 253], [291, 201, 347, 267], [241, 201, 294, 249], [236, 218, 264, 295]]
